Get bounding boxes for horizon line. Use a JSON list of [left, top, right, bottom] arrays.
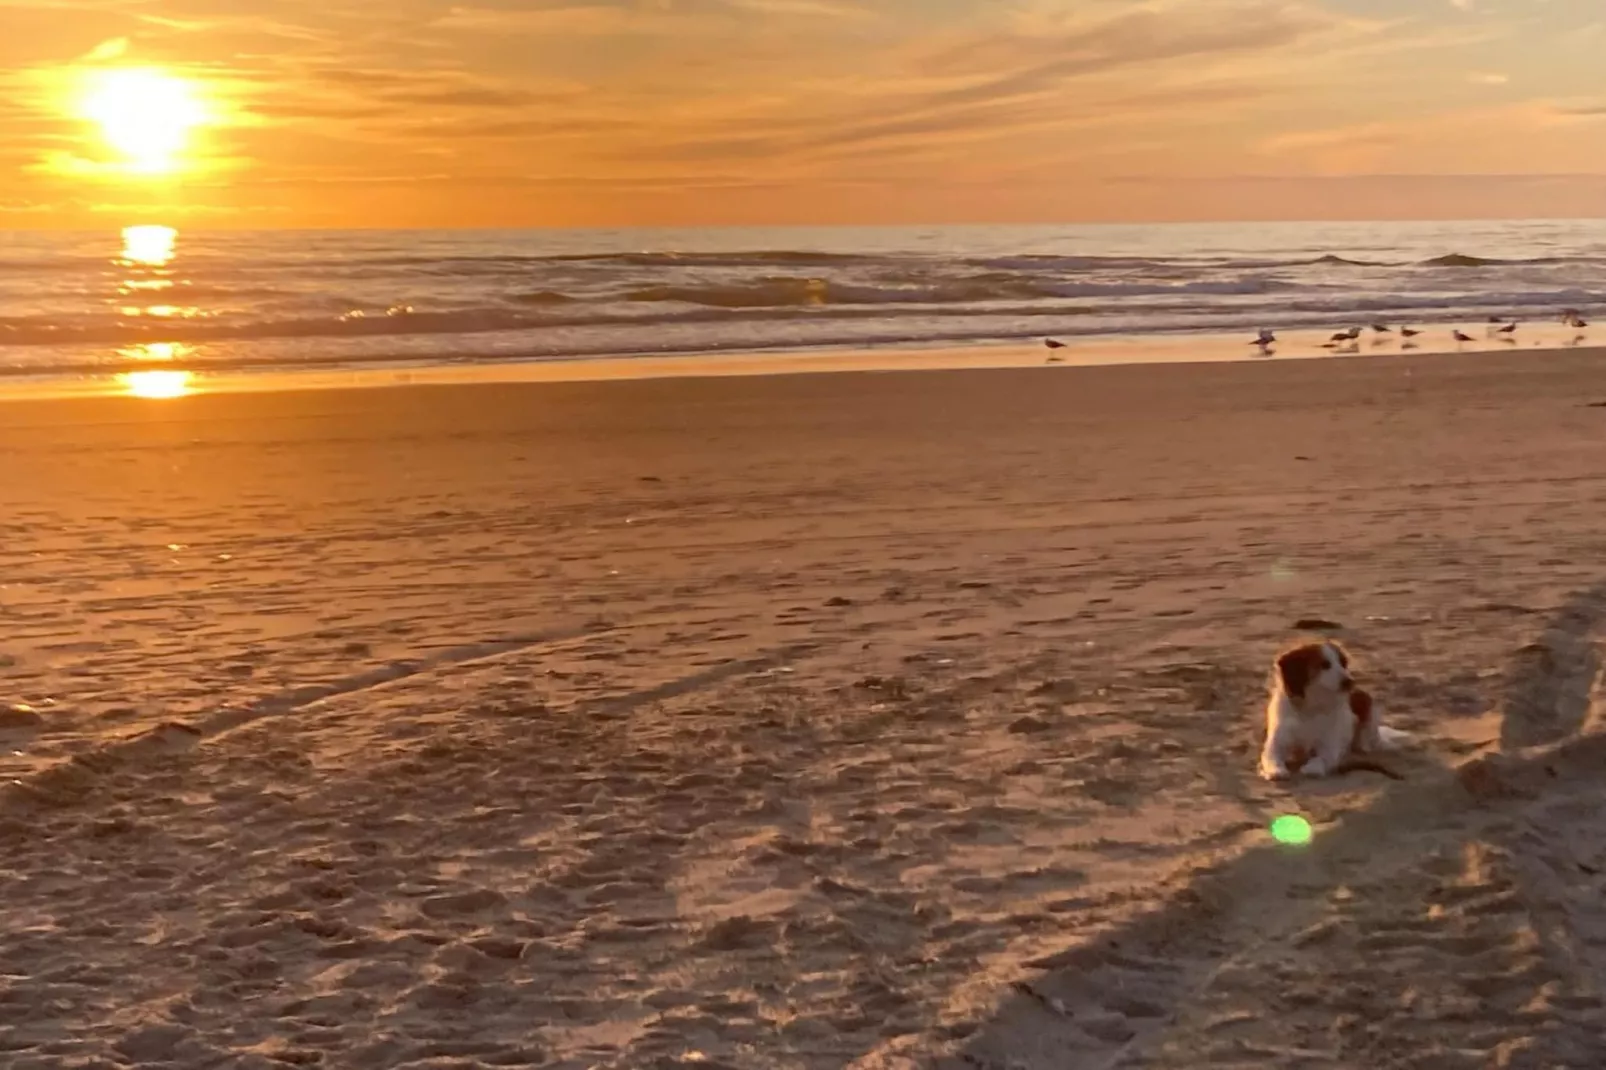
[[5, 214, 1606, 235]]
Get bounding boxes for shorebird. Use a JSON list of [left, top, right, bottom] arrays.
[[1328, 326, 1362, 343], [1370, 322, 1392, 333], [1044, 338, 1066, 349], [1400, 326, 1421, 338], [1496, 321, 1518, 334], [1453, 330, 1475, 343], [1250, 328, 1276, 347], [1562, 309, 1589, 329]]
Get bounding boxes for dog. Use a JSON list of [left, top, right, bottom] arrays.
[[1259, 639, 1405, 781]]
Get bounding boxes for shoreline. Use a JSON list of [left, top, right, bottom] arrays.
[[2, 324, 1599, 402]]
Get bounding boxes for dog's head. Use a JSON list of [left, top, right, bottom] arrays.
[[1275, 640, 1353, 704]]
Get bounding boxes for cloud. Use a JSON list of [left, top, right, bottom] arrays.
[[612, 78, 1270, 171], [721, 0, 875, 18], [1255, 97, 1606, 177], [562, 1, 1338, 177], [231, 61, 590, 136], [1468, 72, 1509, 85], [911, 1, 1337, 77], [433, 0, 877, 34], [81, 37, 128, 61], [1547, 100, 1606, 118], [431, 3, 642, 35]]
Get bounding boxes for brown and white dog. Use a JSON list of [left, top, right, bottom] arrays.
[[1259, 639, 1405, 781]]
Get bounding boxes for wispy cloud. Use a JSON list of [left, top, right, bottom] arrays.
[[1546, 100, 1606, 119], [81, 37, 128, 61]]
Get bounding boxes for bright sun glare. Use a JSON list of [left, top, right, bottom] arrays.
[[119, 369, 194, 399], [121, 223, 177, 266], [79, 69, 207, 175]]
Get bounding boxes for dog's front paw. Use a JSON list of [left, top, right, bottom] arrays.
[[1302, 755, 1333, 777], [1260, 762, 1292, 782]]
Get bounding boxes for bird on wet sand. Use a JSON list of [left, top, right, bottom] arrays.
[[1400, 326, 1421, 338], [1044, 338, 1066, 349], [1453, 330, 1475, 343]]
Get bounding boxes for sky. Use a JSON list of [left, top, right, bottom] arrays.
[[1, 0, 1603, 228]]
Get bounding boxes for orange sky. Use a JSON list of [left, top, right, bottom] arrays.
[[2, 0, 1603, 228]]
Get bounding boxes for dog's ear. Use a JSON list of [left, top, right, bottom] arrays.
[[1348, 687, 1373, 725], [1276, 645, 1319, 699]]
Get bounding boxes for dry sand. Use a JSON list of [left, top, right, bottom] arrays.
[[2, 347, 1606, 1069]]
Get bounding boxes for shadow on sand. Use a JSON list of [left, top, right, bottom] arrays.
[[941, 583, 1606, 1070]]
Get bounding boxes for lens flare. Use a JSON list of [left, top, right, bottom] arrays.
[[1270, 814, 1314, 846]]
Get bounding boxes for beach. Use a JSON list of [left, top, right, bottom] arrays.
[[3, 345, 1606, 1068]]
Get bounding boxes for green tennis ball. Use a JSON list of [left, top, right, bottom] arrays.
[[1270, 814, 1314, 846]]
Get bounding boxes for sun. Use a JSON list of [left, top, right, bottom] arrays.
[[78, 68, 208, 175]]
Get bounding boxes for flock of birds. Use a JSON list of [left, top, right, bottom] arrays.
[[1039, 309, 1591, 360], [1242, 308, 1591, 354]]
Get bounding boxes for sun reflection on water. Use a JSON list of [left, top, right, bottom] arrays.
[[119, 274, 174, 295], [116, 304, 200, 319], [121, 224, 176, 266], [117, 342, 190, 362], [112, 224, 206, 330], [119, 369, 194, 399]]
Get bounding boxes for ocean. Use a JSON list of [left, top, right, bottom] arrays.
[[1, 218, 1603, 385]]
